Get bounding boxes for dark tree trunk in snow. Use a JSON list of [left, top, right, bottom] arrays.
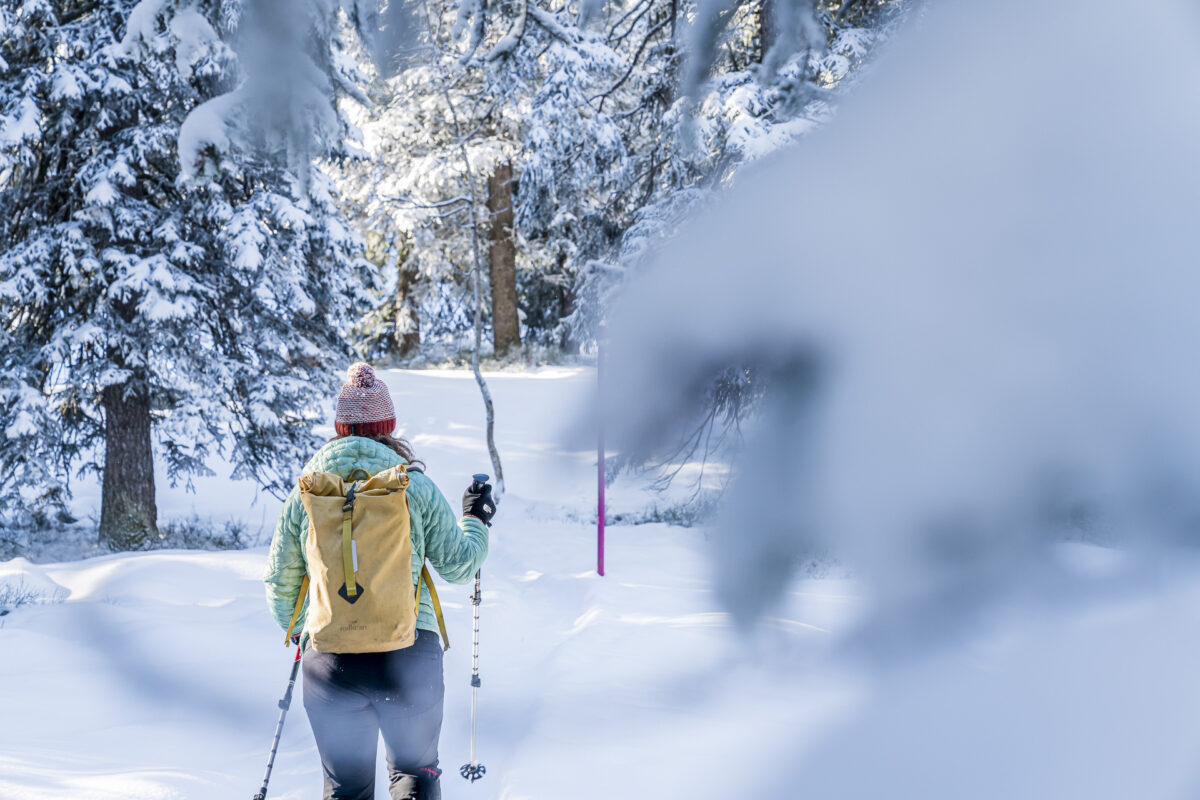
[[487, 162, 521, 355], [99, 381, 157, 550], [558, 282, 578, 354], [396, 254, 421, 358], [759, 0, 777, 62]]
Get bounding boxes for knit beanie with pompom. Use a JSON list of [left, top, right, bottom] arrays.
[[334, 362, 396, 437]]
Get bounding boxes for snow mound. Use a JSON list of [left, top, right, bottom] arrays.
[[0, 558, 67, 611]]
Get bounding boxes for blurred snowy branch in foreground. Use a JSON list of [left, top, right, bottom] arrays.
[[176, 0, 422, 187], [603, 0, 1200, 643]]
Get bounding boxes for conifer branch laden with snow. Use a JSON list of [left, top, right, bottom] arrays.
[[0, 0, 371, 548]]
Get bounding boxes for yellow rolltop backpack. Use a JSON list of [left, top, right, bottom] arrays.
[[284, 465, 448, 654]]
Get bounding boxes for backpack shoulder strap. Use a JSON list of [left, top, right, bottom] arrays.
[[416, 563, 450, 651], [284, 574, 310, 646]]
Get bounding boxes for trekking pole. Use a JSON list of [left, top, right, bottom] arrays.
[[253, 643, 302, 800], [461, 474, 488, 783]]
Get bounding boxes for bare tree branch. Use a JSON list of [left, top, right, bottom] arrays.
[[593, 17, 671, 111], [421, 0, 506, 495], [384, 194, 471, 209]]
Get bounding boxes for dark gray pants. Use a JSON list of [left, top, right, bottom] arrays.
[[303, 630, 444, 800]]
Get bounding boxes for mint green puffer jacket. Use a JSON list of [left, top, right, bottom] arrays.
[[263, 436, 489, 646]]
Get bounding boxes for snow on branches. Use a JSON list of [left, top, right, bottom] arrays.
[[336, 0, 906, 360], [0, 0, 371, 539]]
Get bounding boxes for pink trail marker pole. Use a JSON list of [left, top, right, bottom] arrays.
[[597, 323, 606, 577]]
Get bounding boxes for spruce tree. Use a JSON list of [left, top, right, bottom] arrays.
[[0, 0, 368, 549]]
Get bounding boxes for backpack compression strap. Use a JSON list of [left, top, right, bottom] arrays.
[[341, 481, 361, 598]]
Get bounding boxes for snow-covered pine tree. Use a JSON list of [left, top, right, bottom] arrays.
[[334, 0, 906, 364], [336, 54, 479, 361], [508, 6, 629, 350], [0, 0, 369, 550], [337, 8, 522, 361], [337, 0, 643, 358]]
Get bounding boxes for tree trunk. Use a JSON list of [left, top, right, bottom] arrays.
[[396, 255, 420, 358], [99, 381, 157, 550], [487, 162, 521, 356], [759, 0, 776, 63], [558, 272, 578, 355]]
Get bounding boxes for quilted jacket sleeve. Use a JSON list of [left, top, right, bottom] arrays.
[[263, 486, 309, 634], [410, 471, 489, 584]]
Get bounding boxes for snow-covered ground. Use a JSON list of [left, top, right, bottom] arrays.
[[4, 368, 1200, 799], [59, 366, 712, 540], [0, 368, 857, 799]]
